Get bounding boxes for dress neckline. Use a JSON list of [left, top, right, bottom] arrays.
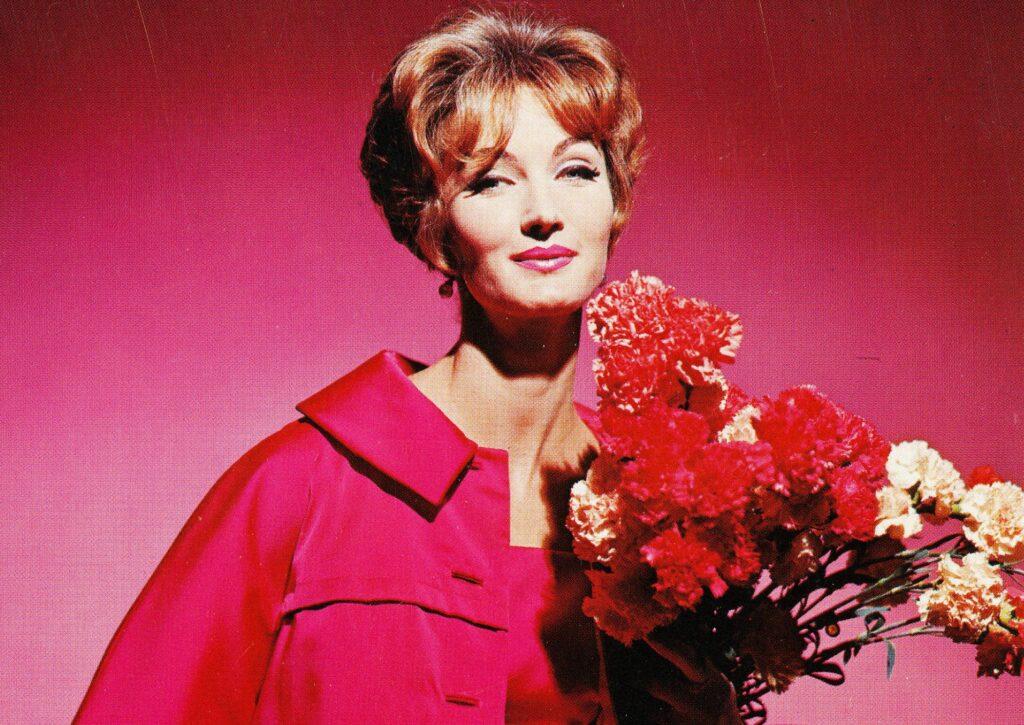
[[509, 544, 577, 555], [394, 349, 602, 457]]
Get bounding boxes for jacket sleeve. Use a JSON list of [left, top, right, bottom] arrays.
[[73, 424, 318, 724]]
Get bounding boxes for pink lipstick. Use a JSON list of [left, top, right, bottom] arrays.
[[510, 244, 577, 272], [513, 256, 574, 272]]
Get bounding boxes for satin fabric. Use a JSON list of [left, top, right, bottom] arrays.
[[505, 545, 606, 724], [74, 349, 614, 724]]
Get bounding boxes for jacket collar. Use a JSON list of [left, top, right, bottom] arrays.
[[295, 349, 600, 508]]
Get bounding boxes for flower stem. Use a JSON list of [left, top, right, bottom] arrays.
[[781, 536, 962, 626], [816, 532, 961, 584], [736, 624, 943, 709], [799, 573, 930, 632], [809, 615, 924, 662], [797, 586, 833, 619], [861, 615, 926, 638]]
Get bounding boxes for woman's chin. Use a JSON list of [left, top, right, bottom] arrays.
[[468, 274, 599, 321], [504, 294, 588, 320]]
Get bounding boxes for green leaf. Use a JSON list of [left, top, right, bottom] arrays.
[[854, 606, 888, 618], [886, 640, 896, 679]]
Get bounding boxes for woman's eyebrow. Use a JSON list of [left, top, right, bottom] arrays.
[[498, 137, 596, 166]]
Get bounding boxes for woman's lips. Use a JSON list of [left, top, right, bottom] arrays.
[[513, 256, 575, 272]]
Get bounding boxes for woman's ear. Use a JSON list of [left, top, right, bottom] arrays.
[[414, 229, 456, 278], [438, 224, 468, 278]]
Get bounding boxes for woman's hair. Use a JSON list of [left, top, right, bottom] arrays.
[[359, 2, 648, 278]]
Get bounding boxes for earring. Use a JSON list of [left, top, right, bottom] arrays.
[[438, 275, 456, 298]]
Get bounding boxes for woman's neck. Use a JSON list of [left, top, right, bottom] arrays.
[[444, 340, 580, 453], [409, 295, 593, 467]]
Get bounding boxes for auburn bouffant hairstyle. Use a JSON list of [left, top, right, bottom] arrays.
[[359, 3, 647, 279]]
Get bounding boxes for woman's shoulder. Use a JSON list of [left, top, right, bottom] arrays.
[[221, 349, 446, 508], [215, 419, 335, 513], [236, 350, 403, 478], [239, 417, 334, 472], [290, 349, 480, 508]]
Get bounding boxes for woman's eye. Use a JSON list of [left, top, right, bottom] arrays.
[[563, 165, 600, 182], [466, 165, 599, 195], [466, 175, 504, 194]]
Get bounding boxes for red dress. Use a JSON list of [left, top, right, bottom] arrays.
[[505, 545, 610, 724]]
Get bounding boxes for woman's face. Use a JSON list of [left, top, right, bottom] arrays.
[[448, 87, 615, 320]]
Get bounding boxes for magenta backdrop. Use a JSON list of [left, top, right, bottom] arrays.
[[2, 1, 1021, 722]]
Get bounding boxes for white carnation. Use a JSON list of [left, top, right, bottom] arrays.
[[959, 481, 1024, 564], [886, 440, 933, 490], [918, 453, 966, 520], [567, 475, 621, 565], [874, 485, 923, 539], [886, 440, 965, 521], [916, 552, 1007, 642]]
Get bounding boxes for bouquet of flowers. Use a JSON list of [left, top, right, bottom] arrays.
[[568, 271, 1023, 723]]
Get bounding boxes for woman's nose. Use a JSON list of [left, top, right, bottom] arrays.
[[520, 182, 564, 241]]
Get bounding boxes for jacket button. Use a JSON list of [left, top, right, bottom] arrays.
[[445, 693, 480, 707], [450, 569, 484, 586]]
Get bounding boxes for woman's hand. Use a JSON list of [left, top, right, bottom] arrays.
[[635, 633, 743, 725]]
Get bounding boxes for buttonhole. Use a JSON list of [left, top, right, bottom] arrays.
[[445, 693, 480, 707], [450, 569, 484, 586]]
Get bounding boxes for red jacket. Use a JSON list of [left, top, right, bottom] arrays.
[[74, 349, 612, 723]]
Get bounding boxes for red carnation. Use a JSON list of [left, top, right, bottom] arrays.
[[583, 560, 677, 645], [968, 465, 1003, 489], [829, 466, 881, 541]]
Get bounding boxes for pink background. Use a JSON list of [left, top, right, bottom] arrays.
[[2, 1, 1021, 722]]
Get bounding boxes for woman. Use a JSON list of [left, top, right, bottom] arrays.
[[74, 6, 740, 723]]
